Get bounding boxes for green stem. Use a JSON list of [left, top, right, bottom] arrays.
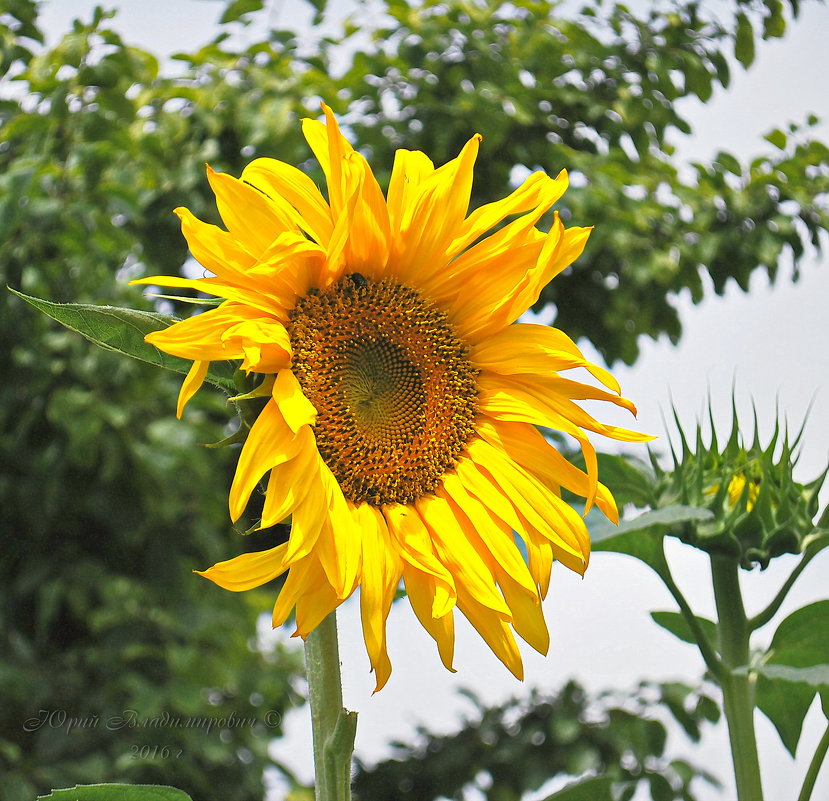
[[304, 611, 357, 801], [711, 553, 764, 801], [797, 718, 829, 801], [749, 548, 817, 631], [656, 552, 724, 681]]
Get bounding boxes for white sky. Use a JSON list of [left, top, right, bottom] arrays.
[[31, 1, 829, 799]]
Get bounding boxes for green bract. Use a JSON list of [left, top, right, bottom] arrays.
[[651, 405, 828, 568]]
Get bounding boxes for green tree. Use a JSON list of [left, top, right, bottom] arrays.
[[335, 0, 828, 363], [3, 0, 827, 799], [0, 4, 318, 799]]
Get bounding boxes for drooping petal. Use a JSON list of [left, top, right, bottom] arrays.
[[356, 503, 403, 691], [196, 543, 290, 592], [416, 493, 511, 617], [383, 503, 456, 617], [228, 400, 306, 522], [176, 359, 209, 419], [456, 587, 524, 680], [145, 303, 263, 362], [402, 564, 456, 672]]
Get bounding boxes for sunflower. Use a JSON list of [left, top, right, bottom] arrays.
[[135, 104, 649, 690]]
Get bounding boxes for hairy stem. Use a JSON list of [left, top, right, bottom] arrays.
[[711, 553, 764, 801], [304, 611, 357, 801]]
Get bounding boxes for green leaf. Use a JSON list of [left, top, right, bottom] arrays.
[[541, 776, 621, 801], [38, 785, 193, 801], [9, 289, 237, 393], [716, 151, 742, 175], [735, 13, 756, 67], [764, 128, 788, 150], [740, 663, 829, 687], [591, 505, 713, 570], [651, 610, 718, 649], [755, 601, 829, 754], [219, 0, 265, 25], [762, 0, 786, 39], [594, 453, 655, 507]]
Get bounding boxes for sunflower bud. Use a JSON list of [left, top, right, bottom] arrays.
[[652, 404, 826, 569]]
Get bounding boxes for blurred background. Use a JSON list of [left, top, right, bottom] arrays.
[[2, 1, 827, 799]]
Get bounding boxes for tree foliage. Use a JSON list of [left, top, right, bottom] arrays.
[[353, 679, 721, 801], [336, 0, 828, 363], [2, 0, 827, 798]]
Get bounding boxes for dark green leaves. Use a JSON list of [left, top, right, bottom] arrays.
[[39, 786, 193, 801], [735, 12, 756, 66], [10, 289, 238, 394], [753, 601, 829, 754]]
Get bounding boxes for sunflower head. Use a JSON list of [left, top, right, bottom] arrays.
[[134, 103, 650, 690]]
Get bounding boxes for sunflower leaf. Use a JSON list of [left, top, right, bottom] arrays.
[[753, 601, 829, 754], [590, 505, 713, 571], [9, 289, 237, 394], [651, 610, 719, 650], [38, 785, 193, 801]]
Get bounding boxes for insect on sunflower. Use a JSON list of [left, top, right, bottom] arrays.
[[135, 104, 650, 690]]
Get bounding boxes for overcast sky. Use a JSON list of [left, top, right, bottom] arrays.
[[31, 1, 829, 799]]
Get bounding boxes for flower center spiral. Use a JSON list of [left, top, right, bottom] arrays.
[[287, 274, 479, 506]]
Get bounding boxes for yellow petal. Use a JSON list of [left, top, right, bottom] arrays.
[[356, 503, 403, 691], [228, 400, 306, 522], [402, 563, 456, 672], [196, 543, 290, 591], [466, 437, 588, 568], [144, 303, 258, 362], [387, 148, 435, 233], [476, 417, 618, 522], [391, 134, 481, 285], [176, 359, 209, 419], [456, 587, 524, 680], [221, 317, 292, 373], [207, 165, 298, 255], [272, 369, 317, 433], [174, 206, 256, 280], [448, 169, 568, 257], [131, 274, 291, 317], [416, 493, 511, 617], [383, 503, 456, 617], [259, 429, 317, 529], [438, 475, 536, 596], [241, 157, 334, 246], [496, 566, 549, 655], [301, 103, 354, 218], [471, 322, 621, 394]]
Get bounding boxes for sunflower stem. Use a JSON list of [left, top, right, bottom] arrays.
[[304, 611, 357, 801], [797, 717, 829, 801], [711, 553, 764, 801]]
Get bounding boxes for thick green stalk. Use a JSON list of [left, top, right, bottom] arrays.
[[304, 611, 357, 801], [711, 553, 764, 801]]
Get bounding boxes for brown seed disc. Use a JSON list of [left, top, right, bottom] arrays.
[[287, 274, 479, 505]]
